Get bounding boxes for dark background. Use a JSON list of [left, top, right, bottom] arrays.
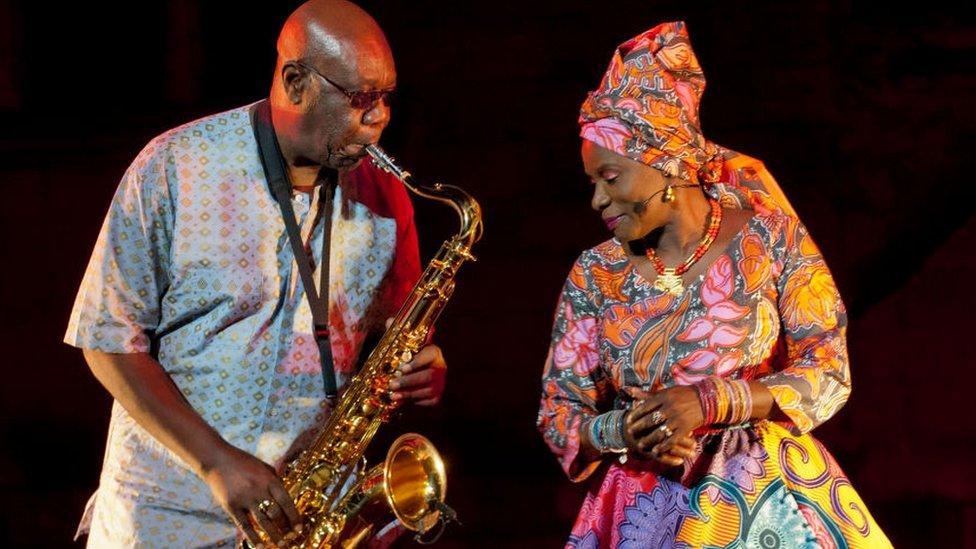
[[2, 0, 974, 546]]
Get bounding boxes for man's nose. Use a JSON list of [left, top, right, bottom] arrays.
[[361, 100, 390, 127]]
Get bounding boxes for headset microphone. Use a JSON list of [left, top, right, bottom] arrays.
[[633, 188, 666, 213], [633, 183, 698, 213]]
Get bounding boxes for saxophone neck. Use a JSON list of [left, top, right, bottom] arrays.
[[435, 184, 483, 250], [365, 145, 483, 248]]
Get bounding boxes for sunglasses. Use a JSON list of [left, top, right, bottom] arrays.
[[296, 61, 395, 111]]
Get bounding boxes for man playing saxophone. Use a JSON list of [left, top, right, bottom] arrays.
[[64, 1, 447, 546]]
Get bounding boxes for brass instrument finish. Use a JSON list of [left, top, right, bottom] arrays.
[[251, 145, 481, 548]]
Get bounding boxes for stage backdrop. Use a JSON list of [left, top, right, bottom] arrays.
[[0, 1, 973, 546]]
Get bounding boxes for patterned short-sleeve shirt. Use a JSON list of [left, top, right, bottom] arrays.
[[65, 102, 420, 546]]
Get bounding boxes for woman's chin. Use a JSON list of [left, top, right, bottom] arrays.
[[613, 227, 640, 242]]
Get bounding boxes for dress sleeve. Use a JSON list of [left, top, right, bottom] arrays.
[[758, 217, 851, 434], [64, 139, 175, 353], [537, 256, 612, 482], [720, 151, 797, 218]]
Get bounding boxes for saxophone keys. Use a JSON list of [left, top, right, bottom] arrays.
[[334, 441, 353, 457], [344, 416, 366, 434], [441, 280, 456, 300]]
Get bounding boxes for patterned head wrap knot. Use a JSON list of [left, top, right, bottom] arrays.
[[579, 21, 724, 184]]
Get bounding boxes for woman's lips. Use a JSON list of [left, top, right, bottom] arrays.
[[604, 215, 624, 230]]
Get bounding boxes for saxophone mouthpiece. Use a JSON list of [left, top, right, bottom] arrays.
[[366, 144, 414, 183], [365, 144, 399, 175], [364, 143, 384, 162]]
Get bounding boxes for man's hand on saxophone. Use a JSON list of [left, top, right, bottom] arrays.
[[381, 317, 448, 407], [389, 343, 448, 407], [80, 349, 304, 549], [201, 444, 303, 548]]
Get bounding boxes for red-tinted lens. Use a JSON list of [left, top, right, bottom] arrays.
[[350, 90, 393, 110]]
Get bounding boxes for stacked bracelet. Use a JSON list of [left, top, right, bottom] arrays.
[[588, 410, 627, 454], [695, 377, 753, 426], [727, 379, 752, 425], [697, 378, 719, 425]]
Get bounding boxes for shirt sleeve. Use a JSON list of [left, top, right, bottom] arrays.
[[384, 185, 421, 313], [758, 216, 851, 434], [64, 138, 175, 353], [537, 256, 613, 482], [349, 160, 422, 320]]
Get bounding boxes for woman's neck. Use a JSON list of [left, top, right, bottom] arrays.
[[646, 188, 712, 263]]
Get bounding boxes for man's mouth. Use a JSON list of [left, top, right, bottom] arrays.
[[341, 143, 366, 156], [340, 140, 382, 159]]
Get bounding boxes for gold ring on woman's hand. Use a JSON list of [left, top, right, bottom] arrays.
[[657, 423, 674, 438]]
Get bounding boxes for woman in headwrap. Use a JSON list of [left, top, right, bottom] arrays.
[[537, 22, 891, 547]]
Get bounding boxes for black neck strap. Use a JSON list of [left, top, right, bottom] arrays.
[[251, 100, 337, 399]]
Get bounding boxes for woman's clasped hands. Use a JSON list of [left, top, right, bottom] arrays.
[[621, 386, 704, 467]]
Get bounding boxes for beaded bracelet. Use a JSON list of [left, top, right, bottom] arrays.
[[695, 377, 753, 426], [587, 410, 627, 454]]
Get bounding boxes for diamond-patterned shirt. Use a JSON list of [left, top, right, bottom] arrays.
[[64, 102, 420, 546]]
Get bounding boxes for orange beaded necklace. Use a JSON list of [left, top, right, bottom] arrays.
[[647, 198, 722, 296]]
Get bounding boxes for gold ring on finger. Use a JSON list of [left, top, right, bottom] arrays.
[[257, 499, 276, 514], [657, 423, 674, 438]]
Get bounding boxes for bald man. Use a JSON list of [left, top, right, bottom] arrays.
[[65, 1, 446, 546]]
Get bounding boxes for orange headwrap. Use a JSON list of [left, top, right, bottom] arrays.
[[579, 21, 723, 184]]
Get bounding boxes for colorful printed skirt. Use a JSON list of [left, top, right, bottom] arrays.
[[565, 421, 891, 548]]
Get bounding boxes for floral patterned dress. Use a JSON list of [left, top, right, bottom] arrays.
[[537, 178, 891, 547]]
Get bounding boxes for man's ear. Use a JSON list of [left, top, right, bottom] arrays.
[[280, 62, 306, 105]]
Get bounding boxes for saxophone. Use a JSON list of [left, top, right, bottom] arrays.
[[252, 145, 482, 548]]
